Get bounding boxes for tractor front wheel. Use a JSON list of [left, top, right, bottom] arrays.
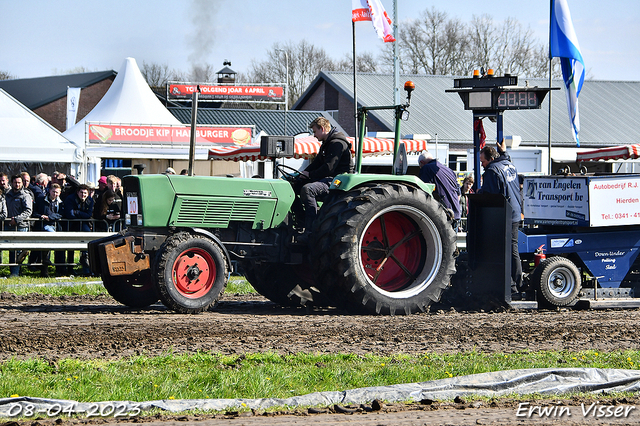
[[155, 233, 228, 313]]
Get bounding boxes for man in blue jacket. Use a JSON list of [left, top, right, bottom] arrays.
[[418, 150, 461, 229], [478, 143, 523, 295]]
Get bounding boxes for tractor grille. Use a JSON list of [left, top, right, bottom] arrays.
[[176, 199, 260, 227]]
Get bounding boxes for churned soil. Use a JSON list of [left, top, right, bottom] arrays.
[[1, 292, 640, 425]]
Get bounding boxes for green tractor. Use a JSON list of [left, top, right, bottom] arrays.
[[88, 82, 457, 315]]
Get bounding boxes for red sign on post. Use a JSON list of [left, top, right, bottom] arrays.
[[168, 83, 284, 102], [87, 124, 253, 146]]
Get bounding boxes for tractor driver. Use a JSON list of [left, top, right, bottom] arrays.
[[295, 117, 354, 242]]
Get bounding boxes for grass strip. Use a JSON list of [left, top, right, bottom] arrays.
[[1, 350, 638, 402], [0, 276, 254, 296]]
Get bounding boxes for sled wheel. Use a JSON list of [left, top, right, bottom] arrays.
[[241, 261, 330, 307], [312, 183, 457, 315], [532, 257, 581, 307], [102, 269, 159, 308], [155, 233, 228, 313]]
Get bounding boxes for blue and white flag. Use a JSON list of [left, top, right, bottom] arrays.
[[550, 0, 585, 146], [66, 87, 81, 130]]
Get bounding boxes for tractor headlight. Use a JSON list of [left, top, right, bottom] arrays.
[[125, 214, 131, 226]]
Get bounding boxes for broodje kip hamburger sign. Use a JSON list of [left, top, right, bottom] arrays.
[[87, 123, 253, 146]]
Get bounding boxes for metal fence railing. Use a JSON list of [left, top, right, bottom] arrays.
[[0, 218, 125, 272]]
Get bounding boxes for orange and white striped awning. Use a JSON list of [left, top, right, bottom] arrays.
[[208, 136, 430, 162], [576, 144, 640, 162]]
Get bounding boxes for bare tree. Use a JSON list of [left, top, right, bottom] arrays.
[[0, 70, 15, 80], [248, 40, 334, 107], [395, 8, 468, 76], [466, 14, 498, 74], [389, 8, 554, 78], [141, 61, 174, 89], [333, 52, 379, 73]]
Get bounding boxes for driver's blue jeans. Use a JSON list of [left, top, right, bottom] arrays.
[[299, 177, 332, 232]]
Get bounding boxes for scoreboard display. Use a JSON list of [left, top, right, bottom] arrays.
[[463, 88, 549, 111]]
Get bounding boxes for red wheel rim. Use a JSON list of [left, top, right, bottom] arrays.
[[171, 248, 216, 298], [360, 211, 424, 292]]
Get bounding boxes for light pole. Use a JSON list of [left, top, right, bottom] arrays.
[[275, 49, 289, 135]]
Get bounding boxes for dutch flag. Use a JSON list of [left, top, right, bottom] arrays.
[[550, 0, 585, 146]]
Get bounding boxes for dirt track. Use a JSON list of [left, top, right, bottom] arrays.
[[2, 291, 640, 425], [2, 292, 640, 361]]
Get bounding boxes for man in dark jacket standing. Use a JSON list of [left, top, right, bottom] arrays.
[[297, 117, 353, 241], [478, 143, 523, 295], [64, 184, 94, 275], [6, 174, 32, 277], [418, 150, 461, 228], [35, 183, 64, 276]]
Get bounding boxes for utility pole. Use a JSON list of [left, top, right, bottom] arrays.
[[275, 49, 289, 135]]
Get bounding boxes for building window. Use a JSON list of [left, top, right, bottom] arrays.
[[326, 110, 339, 120], [103, 159, 132, 178], [449, 154, 467, 172]]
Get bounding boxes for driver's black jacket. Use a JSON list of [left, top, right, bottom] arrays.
[[305, 128, 354, 182]]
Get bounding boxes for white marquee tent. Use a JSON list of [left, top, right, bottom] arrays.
[[63, 57, 182, 182], [0, 88, 81, 168]]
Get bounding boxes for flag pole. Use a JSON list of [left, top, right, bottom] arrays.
[[547, 0, 553, 175], [393, 0, 399, 106], [353, 20, 360, 174]]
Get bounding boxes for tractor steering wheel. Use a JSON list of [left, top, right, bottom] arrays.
[[276, 163, 303, 181]]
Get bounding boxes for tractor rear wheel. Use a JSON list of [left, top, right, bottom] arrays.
[[155, 233, 228, 313], [312, 183, 457, 315], [102, 269, 159, 308]]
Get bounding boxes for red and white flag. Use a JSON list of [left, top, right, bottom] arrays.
[[352, 0, 395, 43]]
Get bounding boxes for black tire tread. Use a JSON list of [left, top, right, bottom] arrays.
[[311, 183, 457, 315], [102, 269, 159, 308], [241, 261, 331, 307]]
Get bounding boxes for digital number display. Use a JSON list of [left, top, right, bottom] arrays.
[[497, 91, 539, 109]]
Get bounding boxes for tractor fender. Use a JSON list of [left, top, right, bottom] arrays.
[[330, 173, 436, 195]]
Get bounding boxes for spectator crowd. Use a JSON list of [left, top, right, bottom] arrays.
[[0, 171, 123, 278]]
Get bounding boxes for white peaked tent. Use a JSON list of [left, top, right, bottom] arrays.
[[63, 57, 181, 182], [0, 88, 82, 167]]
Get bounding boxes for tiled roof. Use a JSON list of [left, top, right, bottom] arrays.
[[296, 71, 640, 148], [168, 107, 344, 136], [0, 70, 117, 109]]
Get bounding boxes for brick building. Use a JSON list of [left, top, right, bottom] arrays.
[[0, 71, 116, 132]]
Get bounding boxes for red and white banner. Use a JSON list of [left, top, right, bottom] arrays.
[[168, 83, 284, 102], [352, 0, 395, 43], [208, 136, 429, 162], [87, 123, 253, 146]]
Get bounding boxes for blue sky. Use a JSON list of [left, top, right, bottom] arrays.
[[2, 0, 639, 81]]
